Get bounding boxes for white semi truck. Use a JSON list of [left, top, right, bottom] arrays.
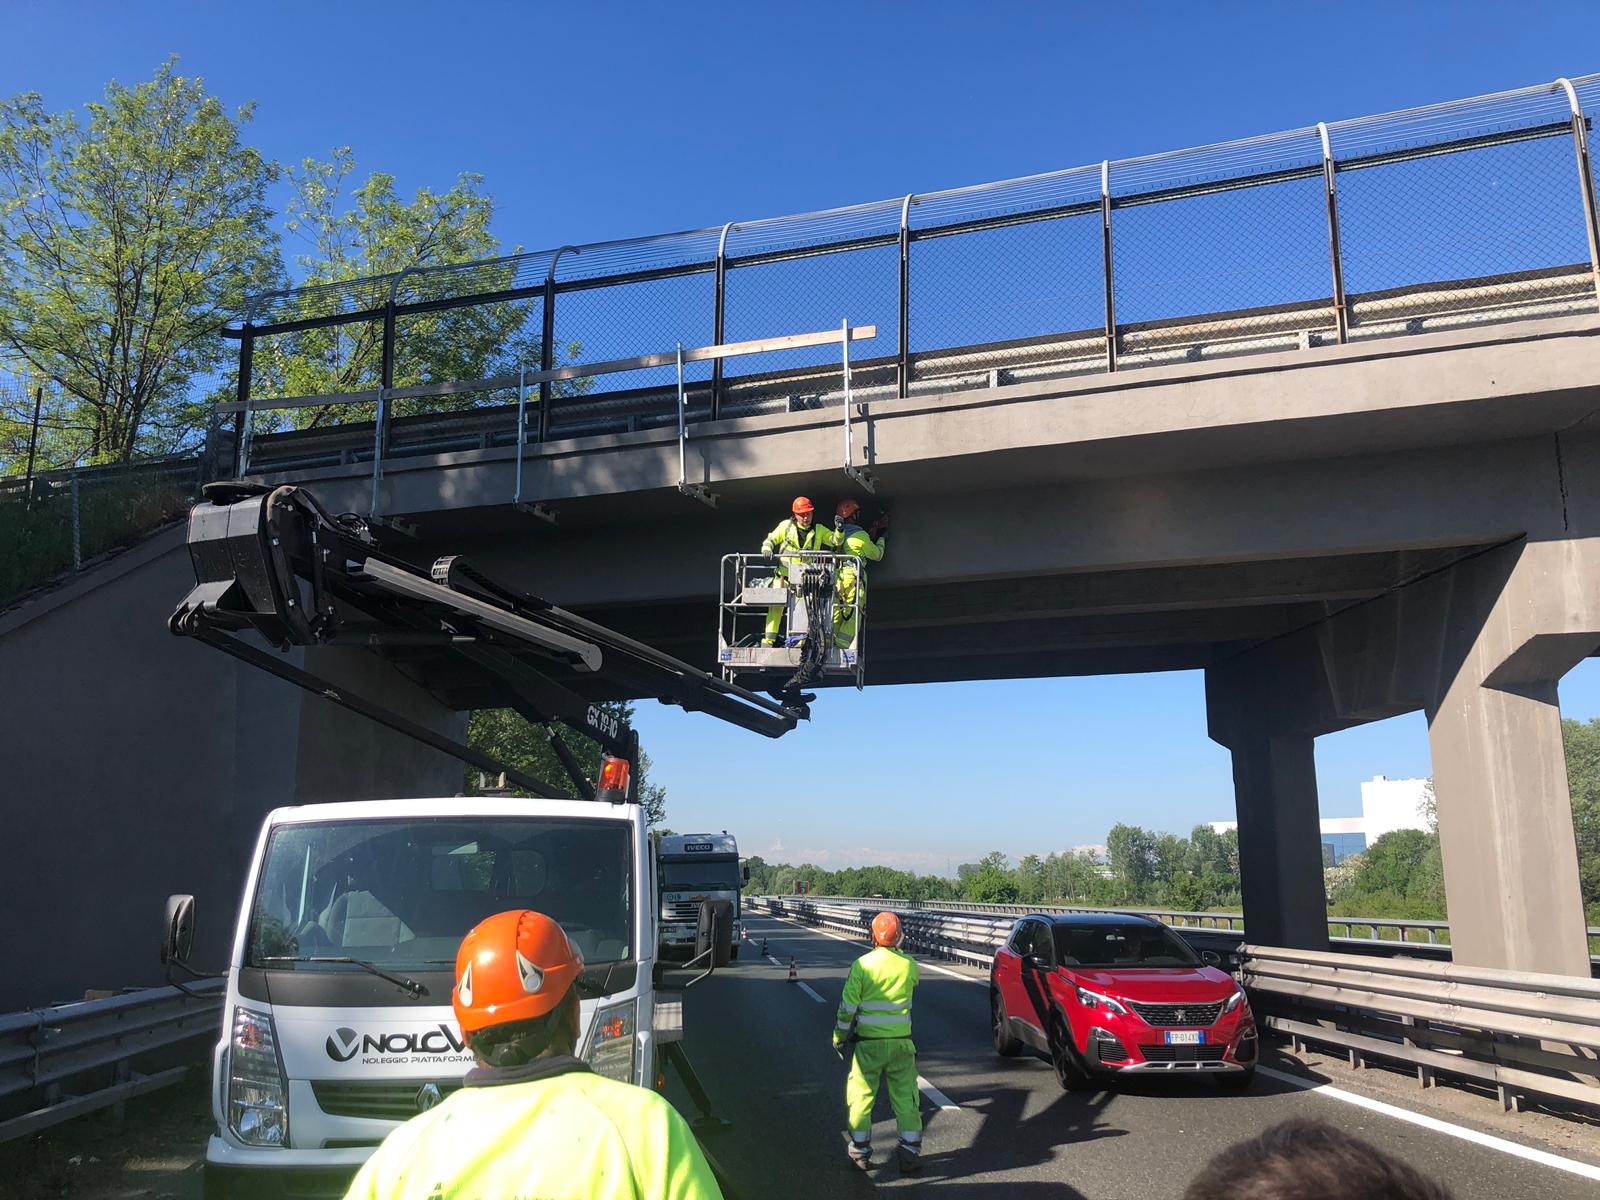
[[162, 483, 797, 1198], [657, 833, 747, 962]]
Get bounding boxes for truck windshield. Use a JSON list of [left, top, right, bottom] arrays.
[[246, 817, 632, 971], [660, 859, 739, 891]]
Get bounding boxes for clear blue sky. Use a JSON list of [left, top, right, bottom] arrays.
[[10, 2, 1600, 871]]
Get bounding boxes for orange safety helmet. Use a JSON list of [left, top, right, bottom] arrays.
[[871, 911, 904, 949], [791, 496, 815, 517], [453, 910, 585, 1034], [835, 498, 861, 523]]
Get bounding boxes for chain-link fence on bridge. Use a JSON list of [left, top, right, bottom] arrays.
[[220, 74, 1600, 476]]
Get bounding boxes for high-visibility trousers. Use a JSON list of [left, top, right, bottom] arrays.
[[846, 1038, 922, 1137], [832, 565, 861, 648]]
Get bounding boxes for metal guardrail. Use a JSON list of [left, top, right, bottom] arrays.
[[1243, 945, 1600, 1111], [0, 981, 223, 1143]]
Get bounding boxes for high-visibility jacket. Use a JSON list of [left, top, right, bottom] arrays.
[[760, 517, 837, 560], [836, 945, 918, 1041], [341, 1059, 722, 1200]]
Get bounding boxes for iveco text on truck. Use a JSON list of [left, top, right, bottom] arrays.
[[657, 833, 747, 962]]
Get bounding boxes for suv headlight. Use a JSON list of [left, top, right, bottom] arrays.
[[585, 999, 638, 1083], [1074, 986, 1128, 1015], [1223, 987, 1248, 1014], [228, 1007, 288, 1147]]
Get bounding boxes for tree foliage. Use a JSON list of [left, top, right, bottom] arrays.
[[466, 701, 667, 827], [0, 60, 279, 464], [251, 148, 542, 431]]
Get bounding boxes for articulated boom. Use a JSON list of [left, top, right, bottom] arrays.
[[170, 482, 801, 799]]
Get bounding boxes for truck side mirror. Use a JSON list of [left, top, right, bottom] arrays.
[[161, 894, 195, 966], [742, 864, 751, 883]]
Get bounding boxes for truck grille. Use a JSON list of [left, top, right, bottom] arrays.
[[1140, 1044, 1227, 1063], [663, 901, 702, 923], [1127, 1001, 1224, 1027], [312, 1079, 462, 1121]]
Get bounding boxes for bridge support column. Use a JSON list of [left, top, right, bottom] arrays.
[[1226, 732, 1330, 951], [1423, 540, 1597, 976]]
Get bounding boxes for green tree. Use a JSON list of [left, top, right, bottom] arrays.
[[1564, 718, 1600, 906], [1106, 823, 1158, 901], [253, 148, 560, 430], [1015, 854, 1046, 903], [965, 850, 1019, 903], [466, 701, 667, 827], [0, 60, 280, 463]]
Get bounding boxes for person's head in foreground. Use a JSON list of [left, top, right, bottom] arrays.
[[454, 907, 586, 1066], [1184, 1118, 1455, 1200]]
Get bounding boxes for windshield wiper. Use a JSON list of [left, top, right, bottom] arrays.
[[260, 956, 428, 998]]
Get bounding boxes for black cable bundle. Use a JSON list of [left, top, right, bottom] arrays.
[[783, 563, 834, 693]]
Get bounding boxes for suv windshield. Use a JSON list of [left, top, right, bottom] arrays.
[[660, 860, 739, 891], [1053, 921, 1201, 968], [247, 817, 632, 971]]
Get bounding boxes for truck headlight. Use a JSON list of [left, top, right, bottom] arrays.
[[228, 1007, 288, 1147], [584, 999, 638, 1083]]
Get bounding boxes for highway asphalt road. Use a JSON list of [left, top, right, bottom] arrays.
[[668, 912, 1600, 1200]]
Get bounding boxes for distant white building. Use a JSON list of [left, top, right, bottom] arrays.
[[1209, 775, 1429, 866]]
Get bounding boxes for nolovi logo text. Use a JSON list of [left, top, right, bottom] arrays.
[[325, 1023, 469, 1063]]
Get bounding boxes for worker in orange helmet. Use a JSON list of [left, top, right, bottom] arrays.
[[834, 911, 922, 1173], [829, 498, 886, 649], [342, 910, 722, 1199], [758, 495, 839, 647]]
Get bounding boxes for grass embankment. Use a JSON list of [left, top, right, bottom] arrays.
[[0, 474, 192, 605]]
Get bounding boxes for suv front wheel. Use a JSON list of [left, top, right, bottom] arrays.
[[991, 989, 1022, 1057]]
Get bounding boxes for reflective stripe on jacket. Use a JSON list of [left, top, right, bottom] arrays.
[[836, 945, 918, 1040], [340, 1068, 722, 1200]]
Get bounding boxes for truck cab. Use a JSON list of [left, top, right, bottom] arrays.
[[656, 833, 745, 961], [199, 796, 659, 1199]]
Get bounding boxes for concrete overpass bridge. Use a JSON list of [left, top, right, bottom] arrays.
[[6, 74, 1600, 1011]]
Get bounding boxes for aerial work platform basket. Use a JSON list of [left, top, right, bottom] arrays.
[[717, 551, 865, 690]]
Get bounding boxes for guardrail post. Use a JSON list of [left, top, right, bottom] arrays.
[[711, 222, 733, 420], [1100, 161, 1118, 372], [380, 296, 397, 455], [1317, 122, 1350, 343], [898, 194, 914, 399], [234, 325, 254, 477], [1554, 80, 1600, 312]]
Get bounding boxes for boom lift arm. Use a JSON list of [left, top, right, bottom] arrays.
[[169, 483, 803, 799]]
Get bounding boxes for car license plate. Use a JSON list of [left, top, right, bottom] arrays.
[[1164, 1031, 1203, 1045]]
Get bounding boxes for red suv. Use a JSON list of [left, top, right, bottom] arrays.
[[990, 912, 1256, 1089]]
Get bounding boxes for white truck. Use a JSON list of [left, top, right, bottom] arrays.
[[658, 833, 747, 962], [162, 483, 799, 1198]]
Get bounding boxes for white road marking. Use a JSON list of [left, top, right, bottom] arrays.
[[1256, 1066, 1600, 1183], [917, 1075, 961, 1111], [762, 950, 826, 1003]]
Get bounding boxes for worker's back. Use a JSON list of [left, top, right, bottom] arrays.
[[344, 1066, 720, 1199], [842, 945, 919, 1039]]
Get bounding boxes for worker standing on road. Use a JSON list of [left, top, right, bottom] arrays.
[[834, 911, 922, 1173], [829, 500, 886, 649], [759, 495, 837, 647], [342, 910, 722, 1200]]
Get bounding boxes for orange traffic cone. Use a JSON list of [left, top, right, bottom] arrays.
[[788, 956, 797, 983]]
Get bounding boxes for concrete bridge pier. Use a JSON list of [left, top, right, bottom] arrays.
[[1222, 732, 1330, 951], [1425, 538, 1599, 976], [1208, 524, 1600, 975]]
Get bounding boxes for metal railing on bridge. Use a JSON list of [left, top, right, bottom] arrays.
[[220, 74, 1600, 504]]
